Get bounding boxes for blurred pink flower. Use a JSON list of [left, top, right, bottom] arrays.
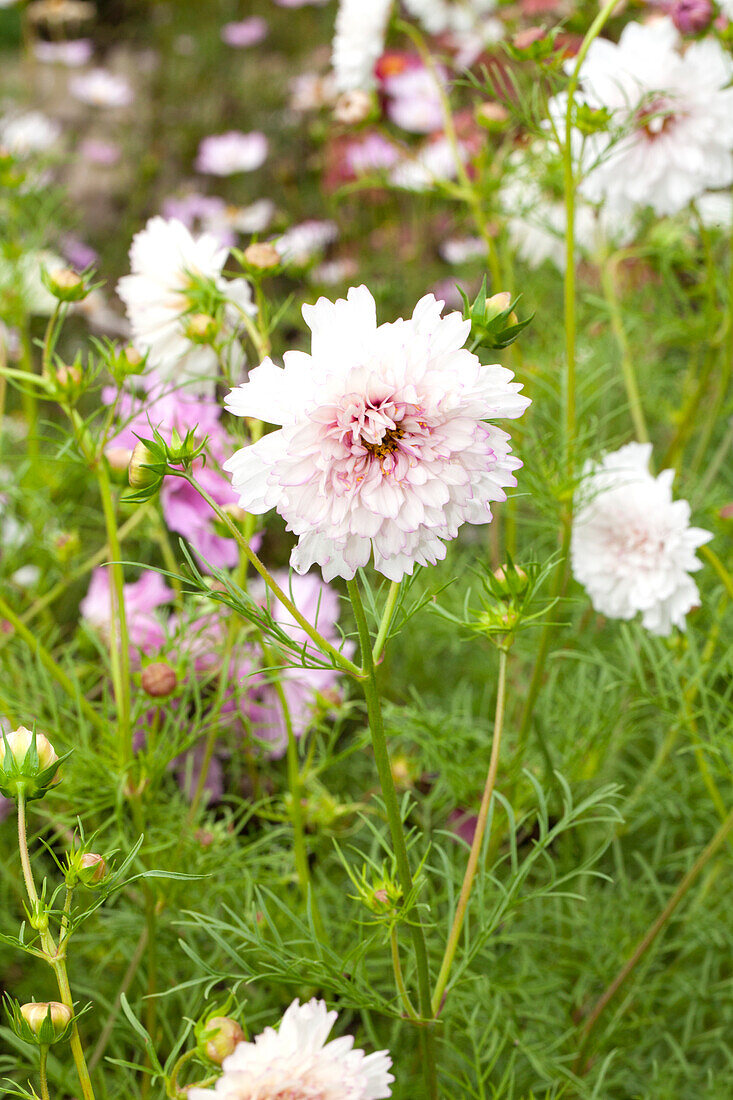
[[81, 568, 174, 658], [344, 132, 400, 176], [162, 193, 235, 248], [195, 131, 268, 175], [79, 138, 121, 165], [34, 39, 92, 66], [221, 17, 268, 47], [69, 68, 133, 108], [62, 234, 98, 270]]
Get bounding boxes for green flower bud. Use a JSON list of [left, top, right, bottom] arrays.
[[5, 997, 74, 1047], [200, 1016, 245, 1064], [43, 267, 89, 303], [0, 726, 61, 801], [128, 441, 159, 490], [78, 852, 108, 885], [185, 313, 219, 345]]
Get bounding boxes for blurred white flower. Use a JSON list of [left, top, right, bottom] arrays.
[[224, 285, 529, 582], [273, 220, 339, 266], [195, 131, 268, 175], [402, 0, 497, 35], [69, 68, 133, 108], [389, 134, 464, 191], [33, 38, 92, 65], [696, 191, 733, 229], [0, 110, 60, 156], [116, 216, 255, 389], [188, 998, 393, 1100], [571, 442, 712, 635], [332, 0, 393, 92], [557, 18, 733, 217], [385, 66, 445, 134], [439, 235, 485, 265], [289, 71, 338, 112]]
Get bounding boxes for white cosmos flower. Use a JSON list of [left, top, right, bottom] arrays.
[[389, 134, 465, 192], [195, 131, 268, 176], [69, 68, 133, 108], [188, 998, 393, 1100], [571, 442, 712, 636], [224, 285, 529, 582], [0, 110, 61, 156], [557, 17, 733, 218], [332, 0, 393, 92], [116, 216, 255, 389], [402, 0, 497, 35]]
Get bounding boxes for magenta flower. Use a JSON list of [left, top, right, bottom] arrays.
[[221, 17, 268, 47], [80, 568, 174, 659]]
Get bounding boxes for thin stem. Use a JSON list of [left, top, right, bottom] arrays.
[[17, 790, 39, 906], [700, 545, 733, 600], [563, 0, 622, 474], [181, 473, 362, 678], [432, 647, 508, 1015], [346, 577, 439, 1100], [95, 461, 132, 765], [575, 802, 733, 1073], [372, 581, 401, 665], [39, 1046, 50, 1100], [600, 255, 649, 443], [390, 927, 420, 1022], [0, 593, 106, 736]]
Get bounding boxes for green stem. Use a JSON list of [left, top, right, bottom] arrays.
[[17, 793, 96, 1100], [0, 592, 106, 735], [700, 545, 733, 600], [563, 0, 621, 474], [372, 581, 401, 665], [346, 577, 438, 1100], [575, 802, 733, 1073], [39, 1046, 50, 1100], [391, 927, 420, 1021], [182, 473, 362, 678], [432, 647, 508, 1014], [95, 461, 132, 765], [600, 255, 649, 443], [20, 322, 39, 461]]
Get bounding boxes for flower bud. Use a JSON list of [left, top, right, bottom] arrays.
[[476, 101, 510, 131], [485, 292, 517, 325], [670, 0, 712, 33], [141, 662, 178, 699], [201, 1016, 245, 1064], [44, 267, 88, 302], [20, 1001, 72, 1044], [105, 446, 134, 480], [512, 26, 547, 50], [128, 441, 158, 490], [0, 726, 60, 801], [79, 852, 108, 885], [185, 313, 219, 345], [334, 89, 373, 125], [243, 242, 281, 270], [54, 363, 82, 390]]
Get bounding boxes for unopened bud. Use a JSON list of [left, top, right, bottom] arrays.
[[512, 26, 547, 50], [128, 441, 158, 490], [670, 0, 712, 33], [476, 101, 509, 130], [243, 242, 281, 270], [54, 363, 82, 389], [141, 662, 178, 699], [334, 89, 373, 125], [185, 313, 219, 344], [202, 1016, 245, 1064], [5, 726, 57, 771], [79, 852, 108, 885], [45, 267, 88, 302], [493, 564, 528, 586], [20, 1001, 72, 1043]]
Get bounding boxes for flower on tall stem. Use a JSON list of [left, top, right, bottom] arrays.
[[224, 285, 530, 582], [571, 442, 712, 635], [188, 997, 393, 1099]]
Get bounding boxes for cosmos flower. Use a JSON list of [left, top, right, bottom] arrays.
[[224, 286, 529, 582], [33, 38, 92, 65], [195, 131, 268, 175], [116, 216, 255, 389], [332, 0, 393, 92], [273, 220, 339, 266], [402, 0, 497, 35], [80, 568, 174, 657], [384, 65, 446, 134], [188, 998, 393, 1100], [0, 110, 61, 156], [389, 134, 465, 191], [558, 17, 733, 218], [220, 17, 268, 47], [571, 443, 712, 635], [69, 68, 133, 108]]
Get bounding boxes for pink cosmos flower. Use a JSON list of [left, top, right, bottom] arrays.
[[221, 17, 268, 47], [34, 39, 93, 66], [224, 286, 530, 582], [79, 138, 120, 165], [69, 68, 133, 108], [106, 386, 246, 570], [80, 568, 173, 659], [162, 193, 235, 248], [195, 131, 268, 176], [188, 998, 393, 1100]]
